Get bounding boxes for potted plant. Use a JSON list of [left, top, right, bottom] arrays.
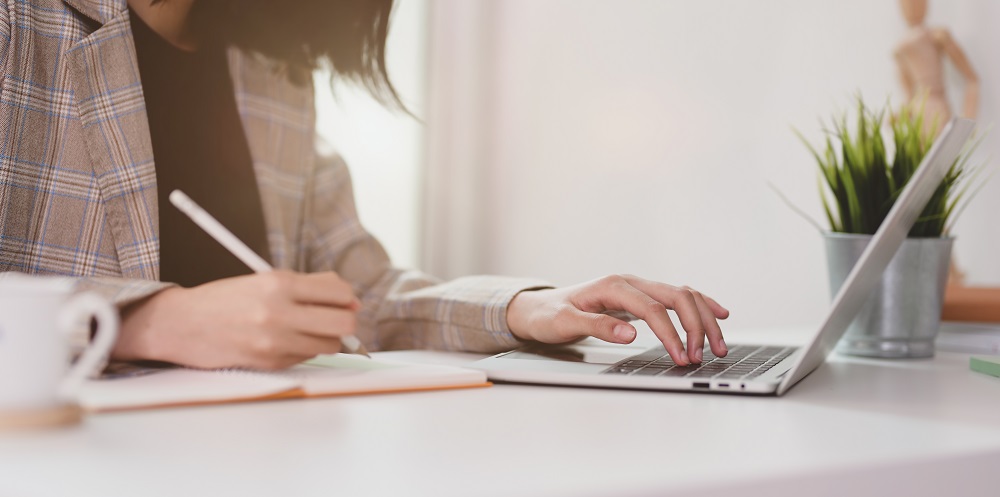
[[798, 98, 984, 358]]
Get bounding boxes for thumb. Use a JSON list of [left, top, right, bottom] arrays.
[[563, 309, 636, 344]]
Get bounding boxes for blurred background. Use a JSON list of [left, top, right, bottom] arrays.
[[316, 0, 1000, 332]]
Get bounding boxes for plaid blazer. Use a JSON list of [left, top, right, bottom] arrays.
[[0, 0, 546, 352]]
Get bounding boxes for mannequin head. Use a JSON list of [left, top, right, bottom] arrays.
[[899, 0, 928, 27]]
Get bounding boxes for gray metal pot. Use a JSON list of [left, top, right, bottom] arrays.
[[824, 233, 953, 358]]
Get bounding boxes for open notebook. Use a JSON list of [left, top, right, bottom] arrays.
[[78, 354, 489, 412]]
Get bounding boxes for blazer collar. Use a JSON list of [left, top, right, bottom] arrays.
[[62, 0, 125, 25]]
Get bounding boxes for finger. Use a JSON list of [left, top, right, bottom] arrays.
[[591, 281, 689, 365], [287, 334, 343, 357], [702, 294, 730, 320], [247, 356, 304, 371], [624, 277, 730, 361], [290, 272, 360, 309], [252, 332, 343, 364], [690, 290, 728, 358], [683, 296, 707, 364], [624, 275, 729, 321], [554, 307, 637, 345], [623, 278, 707, 363], [279, 302, 357, 338]]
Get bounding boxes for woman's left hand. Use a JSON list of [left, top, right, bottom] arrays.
[[506, 275, 729, 366]]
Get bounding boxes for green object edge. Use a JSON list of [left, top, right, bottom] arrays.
[[970, 356, 1000, 378]]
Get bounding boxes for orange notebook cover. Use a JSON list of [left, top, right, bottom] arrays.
[[78, 354, 490, 412]]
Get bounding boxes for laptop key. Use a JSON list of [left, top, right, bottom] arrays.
[[662, 368, 692, 377], [630, 349, 670, 363], [633, 368, 665, 376], [718, 373, 746, 379], [688, 371, 718, 378], [606, 366, 635, 374]]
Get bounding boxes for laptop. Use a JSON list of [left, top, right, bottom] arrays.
[[473, 117, 975, 396]]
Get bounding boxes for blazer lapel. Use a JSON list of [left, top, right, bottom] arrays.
[[227, 50, 315, 271], [63, 1, 160, 280], [63, 0, 115, 23]]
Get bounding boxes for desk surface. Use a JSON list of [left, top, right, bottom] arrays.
[[2, 328, 999, 497]]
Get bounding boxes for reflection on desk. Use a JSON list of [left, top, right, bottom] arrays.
[[936, 321, 1000, 354]]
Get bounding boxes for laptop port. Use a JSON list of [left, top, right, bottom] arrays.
[[693, 382, 710, 389], [718, 383, 729, 388]]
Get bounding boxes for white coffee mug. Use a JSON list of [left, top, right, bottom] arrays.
[[0, 275, 119, 411]]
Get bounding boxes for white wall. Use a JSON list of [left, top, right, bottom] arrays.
[[314, 0, 427, 269], [422, 1, 499, 279], [427, 0, 1000, 331]]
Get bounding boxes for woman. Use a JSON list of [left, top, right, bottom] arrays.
[[0, 0, 729, 370]]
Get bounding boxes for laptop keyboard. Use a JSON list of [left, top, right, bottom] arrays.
[[601, 345, 796, 380]]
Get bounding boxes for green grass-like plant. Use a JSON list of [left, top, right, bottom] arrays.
[[798, 97, 984, 238]]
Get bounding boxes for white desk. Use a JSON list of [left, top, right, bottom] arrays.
[[2, 328, 999, 497]]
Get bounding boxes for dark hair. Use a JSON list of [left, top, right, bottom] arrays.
[[189, 0, 402, 109]]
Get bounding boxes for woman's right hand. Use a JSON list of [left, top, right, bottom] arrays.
[[112, 271, 360, 370]]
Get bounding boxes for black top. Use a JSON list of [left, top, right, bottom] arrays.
[[130, 10, 271, 287]]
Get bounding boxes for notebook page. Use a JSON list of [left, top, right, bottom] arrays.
[[289, 354, 488, 396], [78, 368, 300, 412], [78, 355, 488, 412]]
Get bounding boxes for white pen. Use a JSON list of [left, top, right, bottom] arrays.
[[169, 189, 371, 358]]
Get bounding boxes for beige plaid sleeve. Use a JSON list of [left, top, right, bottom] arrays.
[[301, 153, 551, 353], [0, 273, 173, 310], [71, 277, 175, 309]]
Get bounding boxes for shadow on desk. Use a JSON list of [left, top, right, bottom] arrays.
[[781, 352, 1000, 428]]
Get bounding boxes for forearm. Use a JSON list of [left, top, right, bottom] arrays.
[[302, 152, 552, 353], [357, 267, 550, 353]]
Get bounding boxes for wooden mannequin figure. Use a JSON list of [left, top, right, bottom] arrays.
[[896, 1, 1000, 322], [895, 0, 980, 138]]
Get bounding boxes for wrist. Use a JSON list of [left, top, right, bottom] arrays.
[[113, 286, 185, 362], [506, 289, 544, 342]]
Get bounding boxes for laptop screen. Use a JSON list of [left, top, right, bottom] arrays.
[[777, 117, 975, 395]]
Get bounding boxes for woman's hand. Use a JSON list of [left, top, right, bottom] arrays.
[[113, 271, 359, 370], [506, 275, 729, 366]]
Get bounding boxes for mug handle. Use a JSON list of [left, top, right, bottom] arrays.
[[56, 292, 120, 399]]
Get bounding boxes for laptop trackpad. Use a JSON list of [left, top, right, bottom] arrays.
[[505, 343, 653, 365]]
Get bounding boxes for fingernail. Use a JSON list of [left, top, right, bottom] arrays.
[[614, 325, 636, 342], [720, 338, 728, 355], [676, 351, 689, 366], [694, 348, 703, 363]]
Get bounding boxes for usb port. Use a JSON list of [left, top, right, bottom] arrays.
[[693, 382, 710, 389], [718, 383, 729, 388]]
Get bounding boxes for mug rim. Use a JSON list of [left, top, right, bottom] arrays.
[[0, 274, 74, 295]]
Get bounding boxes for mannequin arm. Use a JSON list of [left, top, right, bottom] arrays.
[[894, 53, 916, 101], [933, 28, 980, 118]]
